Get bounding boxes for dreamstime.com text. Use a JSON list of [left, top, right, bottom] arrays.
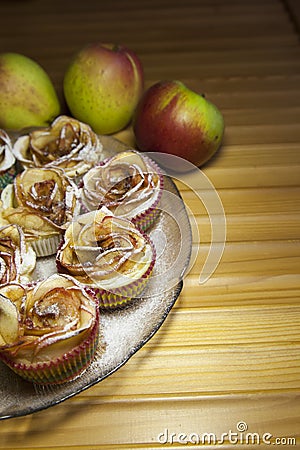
[[156, 422, 297, 446]]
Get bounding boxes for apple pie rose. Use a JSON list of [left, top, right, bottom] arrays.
[[0, 224, 36, 285], [81, 150, 163, 231], [0, 129, 17, 192], [0, 167, 80, 256], [0, 274, 100, 384], [13, 115, 103, 178], [56, 208, 156, 308]]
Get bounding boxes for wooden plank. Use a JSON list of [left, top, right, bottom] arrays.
[[182, 164, 300, 189], [175, 75, 300, 95], [181, 186, 300, 214], [145, 305, 300, 347], [181, 274, 300, 307], [75, 345, 300, 398], [188, 240, 300, 276], [193, 212, 300, 242], [222, 107, 300, 126], [0, 393, 299, 449]]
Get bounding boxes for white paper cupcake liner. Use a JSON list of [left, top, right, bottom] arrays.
[[31, 234, 62, 257]]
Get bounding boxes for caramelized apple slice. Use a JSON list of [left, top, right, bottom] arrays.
[[0, 294, 19, 345]]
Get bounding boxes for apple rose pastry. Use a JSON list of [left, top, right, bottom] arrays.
[[56, 208, 156, 308], [0, 224, 36, 285], [0, 129, 17, 192], [0, 167, 80, 257], [0, 274, 100, 385], [13, 115, 103, 178], [80, 150, 163, 231]]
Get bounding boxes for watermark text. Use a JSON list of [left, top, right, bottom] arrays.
[[157, 422, 297, 446]]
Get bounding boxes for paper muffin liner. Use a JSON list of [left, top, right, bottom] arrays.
[[92, 238, 156, 309], [31, 234, 62, 257], [130, 156, 164, 232], [0, 309, 100, 385], [131, 196, 162, 232]]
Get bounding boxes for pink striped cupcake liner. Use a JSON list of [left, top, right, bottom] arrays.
[[131, 196, 162, 232], [125, 155, 164, 232], [0, 308, 100, 385]]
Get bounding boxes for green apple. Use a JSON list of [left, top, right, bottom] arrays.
[[0, 52, 60, 130], [63, 43, 144, 134], [133, 80, 224, 168]]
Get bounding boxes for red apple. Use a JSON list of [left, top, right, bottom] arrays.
[[63, 43, 144, 134], [133, 80, 224, 168]]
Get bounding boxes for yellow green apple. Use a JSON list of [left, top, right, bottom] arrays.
[[63, 43, 144, 134], [133, 80, 224, 168], [0, 52, 60, 130]]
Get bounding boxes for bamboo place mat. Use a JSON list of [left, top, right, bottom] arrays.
[[0, 0, 300, 448]]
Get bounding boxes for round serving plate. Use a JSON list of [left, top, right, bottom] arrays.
[[0, 135, 192, 420]]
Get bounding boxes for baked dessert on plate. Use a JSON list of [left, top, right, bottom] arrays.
[[56, 207, 156, 308], [0, 274, 100, 385], [0, 166, 80, 257], [13, 115, 103, 178], [80, 150, 163, 231]]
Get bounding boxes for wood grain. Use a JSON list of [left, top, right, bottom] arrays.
[[0, 0, 299, 448]]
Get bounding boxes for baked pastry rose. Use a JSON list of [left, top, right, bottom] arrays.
[[0, 129, 17, 192], [13, 115, 103, 178], [80, 150, 163, 231], [0, 274, 100, 384], [56, 208, 156, 308], [0, 224, 36, 285], [0, 167, 80, 256]]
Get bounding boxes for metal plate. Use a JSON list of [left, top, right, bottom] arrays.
[[0, 136, 192, 420]]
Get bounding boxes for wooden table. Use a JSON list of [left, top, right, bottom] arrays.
[[0, 0, 299, 448]]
